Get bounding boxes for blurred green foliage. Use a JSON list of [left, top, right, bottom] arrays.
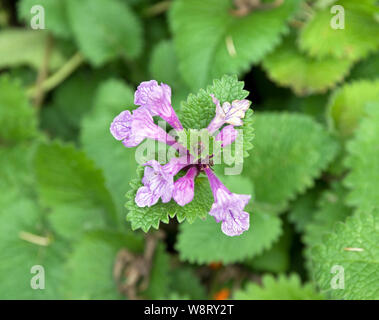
[[0, 0, 378, 300]]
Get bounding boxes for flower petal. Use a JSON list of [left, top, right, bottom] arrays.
[[216, 125, 238, 147], [110, 110, 132, 141]]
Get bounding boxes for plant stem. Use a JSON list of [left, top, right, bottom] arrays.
[[143, 0, 171, 17], [33, 34, 53, 108], [27, 52, 85, 98]]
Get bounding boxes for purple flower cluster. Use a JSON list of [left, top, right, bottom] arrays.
[[110, 80, 252, 236]]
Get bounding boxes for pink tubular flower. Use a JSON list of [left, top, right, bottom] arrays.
[[207, 94, 250, 134], [216, 125, 238, 147], [111, 79, 253, 237], [173, 167, 198, 206], [134, 80, 183, 130], [204, 167, 251, 236], [135, 156, 190, 207], [110, 108, 181, 149]]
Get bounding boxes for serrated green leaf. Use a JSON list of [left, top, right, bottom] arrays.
[[0, 74, 38, 144], [66, 0, 143, 66], [344, 103, 379, 212], [18, 0, 72, 39], [126, 169, 213, 232], [243, 112, 339, 212], [310, 209, 379, 299], [262, 35, 353, 95], [0, 29, 65, 70], [327, 79, 379, 137], [176, 209, 282, 264], [234, 274, 324, 300], [170, 0, 301, 90], [299, 0, 379, 60], [180, 75, 254, 159], [34, 141, 118, 240]]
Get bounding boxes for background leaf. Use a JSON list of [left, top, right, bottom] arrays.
[[170, 0, 300, 90], [66, 0, 143, 66], [327, 80, 379, 138], [234, 274, 324, 300], [0, 74, 38, 144], [34, 141, 118, 240], [310, 209, 379, 299], [344, 102, 379, 212], [243, 112, 339, 212], [300, 0, 379, 60], [262, 35, 353, 95], [176, 208, 282, 264]]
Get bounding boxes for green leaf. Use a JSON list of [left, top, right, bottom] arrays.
[[64, 230, 143, 299], [310, 209, 379, 299], [149, 40, 185, 88], [18, 0, 72, 38], [213, 167, 255, 200], [288, 187, 321, 233], [176, 208, 282, 264], [34, 141, 118, 240], [141, 244, 171, 299], [304, 182, 352, 249], [0, 29, 65, 70], [299, 0, 379, 60], [327, 79, 379, 138], [0, 189, 69, 299], [243, 112, 339, 212], [344, 102, 379, 212], [180, 75, 255, 159], [167, 267, 207, 300], [262, 35, 353, 95], [349, 51, 379, 81], [149, 40, 190, 109], [234, 274, 324, 300], [0, 143, 37, 193], [41, 70, 108, 141], [126, 169, 214, 232], [245, 224, 292, 273], [66, 0, 143, 66], [0, 74, 38, 144], [170, 0, 301, 90], [149, 40, 179, 85], [65, 230, 169, 300], [81, 79, 138, 223]]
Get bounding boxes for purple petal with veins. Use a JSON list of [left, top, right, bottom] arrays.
[[205, 167, 251, 236], [134, 80, 183, 130], [207, 94, 251, 133], [110, 108, 182, 150], [135, 156, 190, 207]]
